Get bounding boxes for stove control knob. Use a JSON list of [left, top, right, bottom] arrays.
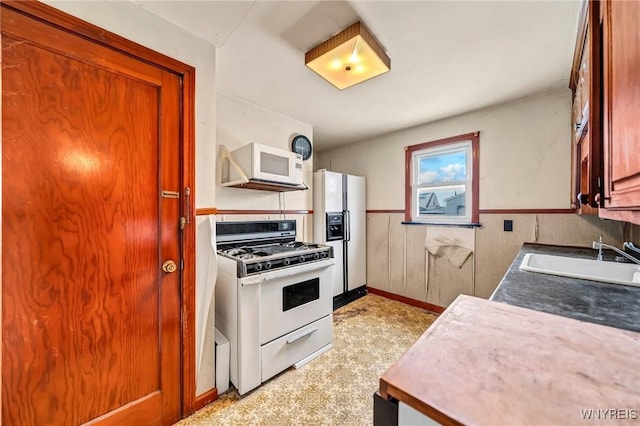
[[321, 252, 328, 258], [313, 252, 320, 260], [299, 255, 306, 263], [283, 258, 291, 266], [254, 263, 263, 272], [264, 261, 272, 270]]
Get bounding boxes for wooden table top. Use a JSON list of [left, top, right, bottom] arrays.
[[379, 295, 640, 425]]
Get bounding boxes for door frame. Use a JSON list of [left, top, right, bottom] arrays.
[[1, 0, 199, 417]]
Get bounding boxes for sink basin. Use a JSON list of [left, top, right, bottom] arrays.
[[520, 253, 640, 287]]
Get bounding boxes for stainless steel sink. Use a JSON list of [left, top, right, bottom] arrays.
[[519, 253, 640, 287]]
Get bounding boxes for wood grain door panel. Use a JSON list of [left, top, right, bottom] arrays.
[[2, 4, 182, 425]]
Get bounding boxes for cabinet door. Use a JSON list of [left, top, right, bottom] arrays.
[[577, 130, 598, 215], [569, 0, 601, 212], [600, 0, 640, 224]]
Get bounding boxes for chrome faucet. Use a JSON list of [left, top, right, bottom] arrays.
[[596, 235, 604, 261], [593, 236, 640, 265]]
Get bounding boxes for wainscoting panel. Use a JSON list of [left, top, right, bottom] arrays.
[[388, 215, 406, 296], [366, 214, 390, 291], [631, 223, 640, 243], [404, 225, 427, 302], [365, 213, 474, 308], [427, 254, 474, 307], [474, 213, 624, 299], [474, 214, 538, 299], [535, 214, 623, 247], [366, 211, 630, 308]]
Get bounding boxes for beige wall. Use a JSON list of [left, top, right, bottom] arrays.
[[216, 93, 315, 240], [318, 89, 637, 306], [317, 89, 573, 210], [216, 92, 314, 212]]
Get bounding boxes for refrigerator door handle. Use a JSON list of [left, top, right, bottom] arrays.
[[345, 210, 351, 242], [342, 211, 348, 241]]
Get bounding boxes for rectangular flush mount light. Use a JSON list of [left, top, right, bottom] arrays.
[[305, 21, 390, 90]]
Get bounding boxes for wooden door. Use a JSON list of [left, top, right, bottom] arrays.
[[2, 4, 183, 425], [600, 0, 640, 225]]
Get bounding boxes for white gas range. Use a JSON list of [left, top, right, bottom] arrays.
[[215, 220, 334, 395]]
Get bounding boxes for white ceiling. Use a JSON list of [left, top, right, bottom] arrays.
[[137, 0, 582, 151]]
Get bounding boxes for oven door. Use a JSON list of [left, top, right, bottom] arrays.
[[241, 259, 333, 345]]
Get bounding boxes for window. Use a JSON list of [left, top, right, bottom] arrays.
[[405, 132, 479, 224]]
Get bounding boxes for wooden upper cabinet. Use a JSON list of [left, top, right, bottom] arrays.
[[599, 0, 640, 225], [569, 0, 601, 214]]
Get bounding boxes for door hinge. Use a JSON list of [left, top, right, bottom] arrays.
[[181, 259, 184, 270], [179, 217, 187, 230]]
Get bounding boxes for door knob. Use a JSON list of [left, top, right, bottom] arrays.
[[162, 260, 177, 273]]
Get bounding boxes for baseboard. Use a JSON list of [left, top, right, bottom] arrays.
[[366, 287, 445, 314], [333, 286, 368, 310], [193, 387, 218, 412]]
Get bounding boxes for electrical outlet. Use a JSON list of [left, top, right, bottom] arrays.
[[504, 220, 513, 232]]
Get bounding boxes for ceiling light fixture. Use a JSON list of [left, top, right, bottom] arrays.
[[305, 21, 390, 91]]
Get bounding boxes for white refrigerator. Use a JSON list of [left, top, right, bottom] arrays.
[[314, 170, 367, 308]]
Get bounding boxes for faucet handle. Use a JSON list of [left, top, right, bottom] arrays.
[[594, 236, 604, 261]]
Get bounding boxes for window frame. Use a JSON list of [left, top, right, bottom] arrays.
[[404, 132, 480, 224]]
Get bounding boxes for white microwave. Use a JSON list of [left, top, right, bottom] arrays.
[[227, 143, 303, 186]]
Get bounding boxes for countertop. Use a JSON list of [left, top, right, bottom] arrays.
[[379, 295, 640, 426], [490, 243, 640, 333]]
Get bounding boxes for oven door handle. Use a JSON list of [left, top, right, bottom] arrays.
[[240, 276, 265, 286], [240, 259, 334, 284], [286, 327, 318, 344]]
